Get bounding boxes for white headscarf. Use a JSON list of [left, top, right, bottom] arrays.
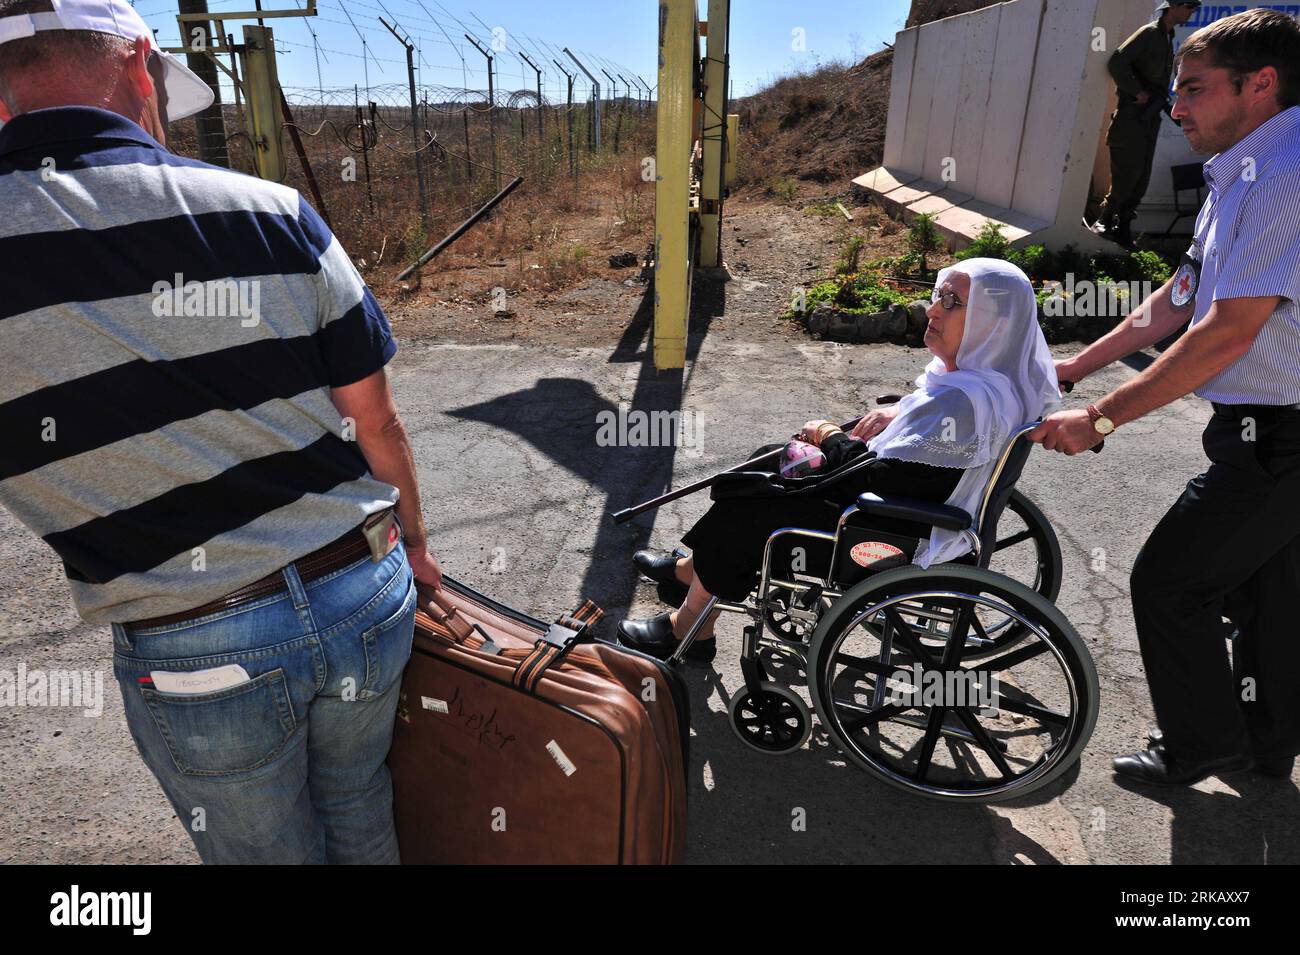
[[866, 257, 1060, 566]]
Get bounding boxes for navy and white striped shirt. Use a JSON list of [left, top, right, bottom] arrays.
[[1188, 105, 1300, 404], [0, 107, 400, 625]]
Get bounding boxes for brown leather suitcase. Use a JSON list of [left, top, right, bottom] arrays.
[[389, 577, 690, 864]]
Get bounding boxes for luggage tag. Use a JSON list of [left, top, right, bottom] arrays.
[[362, 509, 401, 562]]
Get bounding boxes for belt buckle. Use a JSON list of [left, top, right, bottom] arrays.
[[361, 509, 401, 562]]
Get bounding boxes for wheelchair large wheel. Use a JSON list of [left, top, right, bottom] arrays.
[[806, 564, 1097, 803], [907, 491, 1063, 660], [990, 491, 1062, 604]]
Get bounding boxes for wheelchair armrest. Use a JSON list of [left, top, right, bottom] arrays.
[[855, 493, 972, 532]]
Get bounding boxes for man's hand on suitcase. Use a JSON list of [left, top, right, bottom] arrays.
[[406, 542, 444, 590]]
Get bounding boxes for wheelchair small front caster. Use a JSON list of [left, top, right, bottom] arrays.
[[727, 683, 813, 755]]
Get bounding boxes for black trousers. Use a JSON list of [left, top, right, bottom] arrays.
[[1131, 406, 1300, 762]]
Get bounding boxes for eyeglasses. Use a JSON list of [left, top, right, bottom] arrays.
[[931, 286, 965, 310]]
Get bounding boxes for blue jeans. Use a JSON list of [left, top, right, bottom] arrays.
[[111, 541, 417, 864]]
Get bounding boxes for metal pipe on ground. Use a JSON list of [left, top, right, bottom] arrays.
[[395, 176, 525, 282]]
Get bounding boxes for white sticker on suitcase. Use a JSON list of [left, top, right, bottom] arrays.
[[546, 739, 577, 777], [421, 696, 449, 714]]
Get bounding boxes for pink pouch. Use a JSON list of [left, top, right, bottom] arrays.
[[779, 439, 826, 478]]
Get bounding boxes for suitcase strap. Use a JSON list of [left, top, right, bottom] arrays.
[[424, 589, 477, 642], [512, 599, 604, 694]]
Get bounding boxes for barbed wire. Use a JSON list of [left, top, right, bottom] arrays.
[[145, 0, 649, 109]]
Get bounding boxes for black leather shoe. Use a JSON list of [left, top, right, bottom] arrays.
[[1147, 728, 1294, 778], [1113, 742, 1253, 786], [633, 548, 689, 607], [616, 612, 716, 663]]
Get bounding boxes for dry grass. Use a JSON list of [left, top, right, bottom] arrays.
[[731, 49, 894, 198], [168, 99, 656, 300]]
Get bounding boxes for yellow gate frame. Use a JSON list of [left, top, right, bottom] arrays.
[[654, 0, 735, 371], [653, 0, 698, 371]]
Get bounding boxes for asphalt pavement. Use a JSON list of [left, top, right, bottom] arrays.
[[3, 315, 1298, 864]]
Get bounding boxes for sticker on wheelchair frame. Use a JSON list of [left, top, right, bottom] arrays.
[[850, 541, 906, 568], [546, 739, 577, 777], [421, 695, 449, 714]]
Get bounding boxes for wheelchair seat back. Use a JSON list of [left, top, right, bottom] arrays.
[[971, 423, 1040, 569]]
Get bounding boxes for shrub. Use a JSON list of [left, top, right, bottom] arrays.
[[836, 235, 866, 275], [832, 273, 914, 313], [401, 218, 428, 264], [804, 198, 840, 217], [1129, 249, 1173, 284], [867, 252, 925, 280], [954, 220, 1011, 261], [767, 176, 798, 201], [907, 213, 943, 275], [1007, 244, 1048, 280]]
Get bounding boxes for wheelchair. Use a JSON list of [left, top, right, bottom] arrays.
[[668, 422, 1098, 803]]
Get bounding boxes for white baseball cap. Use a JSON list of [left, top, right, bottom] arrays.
[[0, 0, 215, 120]]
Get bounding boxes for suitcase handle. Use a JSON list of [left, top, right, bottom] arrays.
[[418, 583, 476, 642]]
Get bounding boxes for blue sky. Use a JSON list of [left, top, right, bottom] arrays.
[[137, 0, 913, 102]]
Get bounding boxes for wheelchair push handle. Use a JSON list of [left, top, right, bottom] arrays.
[[1059, 380, 1104, 453]]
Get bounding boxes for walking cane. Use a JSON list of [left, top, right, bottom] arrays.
[[609, 395, 905, 526]]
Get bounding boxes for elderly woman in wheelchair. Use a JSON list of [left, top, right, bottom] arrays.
[[618, 258, 1100, 801]]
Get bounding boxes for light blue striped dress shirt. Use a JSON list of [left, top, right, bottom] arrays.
[[1187, 105, 1300, 404]]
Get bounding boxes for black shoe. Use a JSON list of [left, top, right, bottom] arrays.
[[633, 548, 689, 607], [616, 612, 716, 663], [1148, 728, 1294, 778], [1113, 742, 1253, 786]]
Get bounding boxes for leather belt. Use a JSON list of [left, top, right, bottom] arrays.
[[124, 521, 378, 631], [1212, 401, 1300, 418]]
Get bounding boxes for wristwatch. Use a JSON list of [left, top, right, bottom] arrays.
[[1086, 404, 1115, 436]]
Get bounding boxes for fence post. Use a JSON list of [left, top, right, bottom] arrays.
[[379, 17, 430, 236], [177, 0, 230, 168], [465, 35, 499, 192], [564, 48, 601, 152], [519, 51, 544, 140], [553, 59, 575, 177], [601, 68, 622, 153], [354, 85, 375, 214]]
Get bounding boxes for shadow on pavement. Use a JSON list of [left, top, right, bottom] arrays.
[[447, 271, 726, 624]]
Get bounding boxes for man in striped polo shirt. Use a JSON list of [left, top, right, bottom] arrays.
[[0, 0, 442, 862], [1034, 9, 1300, 787]]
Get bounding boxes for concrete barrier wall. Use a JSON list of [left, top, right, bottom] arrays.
[[973, 0, 1042, 209], [855, 0, 1130, 252]]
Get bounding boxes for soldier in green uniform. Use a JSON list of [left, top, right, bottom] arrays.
[[1091, 1, 1202, 247]]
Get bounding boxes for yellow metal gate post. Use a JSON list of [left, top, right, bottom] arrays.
[[653, 0, 698, 371], [697, 0, 730, 268], [241, 25, 287, 183]]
